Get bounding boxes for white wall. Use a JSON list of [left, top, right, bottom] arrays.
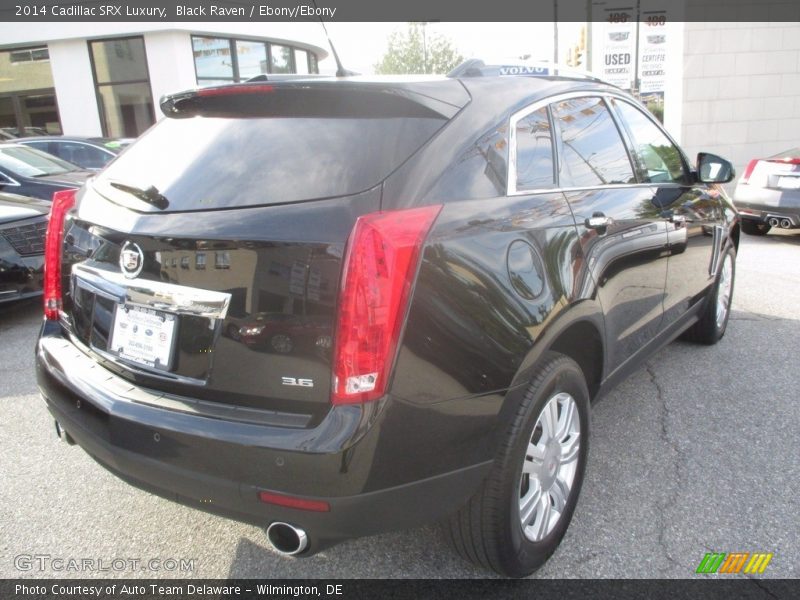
[[47, 39, 102, 136], [143, 31, 197, 115], [680, 21, 800, 175]]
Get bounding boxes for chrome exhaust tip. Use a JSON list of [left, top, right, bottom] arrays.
[[768, 217, 780, 227], [780, 218, 792, 229], [266, 522, 309, 556]]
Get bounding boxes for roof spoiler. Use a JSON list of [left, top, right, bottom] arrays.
[[159, 80, 468, 120]]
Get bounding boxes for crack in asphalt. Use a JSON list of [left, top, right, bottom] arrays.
[[747, 577, 783, 599], [644, 362, 684, 576], [730, 310, 795, 323]]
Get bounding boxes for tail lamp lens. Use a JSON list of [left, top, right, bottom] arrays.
[[740, 159, 759, 184], [43, 189, 77, 320], [257, 491, 330, 512], [331, 205, 442, 405]]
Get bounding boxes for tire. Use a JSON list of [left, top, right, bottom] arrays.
[[741, 219, 770, 236], [682, 246, 736, 345], [444, 352, 590, 577]]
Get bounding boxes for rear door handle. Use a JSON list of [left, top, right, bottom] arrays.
[[585, 214, 612, 230]]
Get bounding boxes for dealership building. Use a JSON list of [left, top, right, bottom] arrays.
[[0, 23, 328, 139], [0, 19, 799, 178]]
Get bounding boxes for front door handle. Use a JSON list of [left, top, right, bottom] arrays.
[[585, 213, 612, 230]]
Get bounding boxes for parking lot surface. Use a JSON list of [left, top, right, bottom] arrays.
[[1, 232, 797, 579]]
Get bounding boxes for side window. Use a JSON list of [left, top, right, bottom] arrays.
[[57, 142, 113, 170], [551, 96, 636, 187], [24, 141, 50, 154], [515, 107, 554, 190], [612, 99, 687, 184]]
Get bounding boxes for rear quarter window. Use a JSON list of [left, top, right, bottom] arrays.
[[515, 107, 555, 191]]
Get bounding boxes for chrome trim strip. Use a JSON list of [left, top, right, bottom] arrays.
[[72, 263, 231, 319], [507, 90, 676, 197], [0, 170, 21, 186]]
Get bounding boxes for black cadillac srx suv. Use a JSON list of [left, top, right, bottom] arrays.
[[36, 65, 739, 577]]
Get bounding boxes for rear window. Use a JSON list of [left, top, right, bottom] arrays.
[[0, 145, 78, 177], [92, 115, 445, 212]]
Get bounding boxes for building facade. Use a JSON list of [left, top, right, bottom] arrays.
[[0, 23, 328, 138]]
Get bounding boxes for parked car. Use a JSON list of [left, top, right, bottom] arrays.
[[237, 312, 333, 356], [0, 126, 49, 138], [733, 147, 800, 235], [0, 192, 49, 304], [36, 64, 739, 577], [16, 136, 132, 171], [0, 143, 93, 201]]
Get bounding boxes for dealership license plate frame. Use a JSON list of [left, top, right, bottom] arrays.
[[109, 303, 178, 372]]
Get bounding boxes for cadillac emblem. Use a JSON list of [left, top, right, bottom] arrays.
[[119, 241, 144, 279]]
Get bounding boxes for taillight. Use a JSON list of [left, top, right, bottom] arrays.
[[43, 188, 77, 320], [197, 84, 274, 97], [258, 491, 330, 512], [740, 159, 759, 184], [331, 205, 442, 405]]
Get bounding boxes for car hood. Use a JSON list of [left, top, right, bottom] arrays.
[[0, 193, 50, 225]]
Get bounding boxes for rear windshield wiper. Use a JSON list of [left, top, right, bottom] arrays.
[[109, 181, 169, 210]]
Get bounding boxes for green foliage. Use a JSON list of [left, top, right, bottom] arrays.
[[374, 23, 464, 75], [646, 102, 664, 123]]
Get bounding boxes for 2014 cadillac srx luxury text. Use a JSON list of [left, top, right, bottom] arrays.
[[36, 64, 739, 577]]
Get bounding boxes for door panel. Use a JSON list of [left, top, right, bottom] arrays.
[[607, 97, 721, 328], [564, 187, 669, 373], [551, 95, 668, 374], [658, 185, 722, 325]]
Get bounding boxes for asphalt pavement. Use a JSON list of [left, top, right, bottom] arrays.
[[0, 231, 797, 579]]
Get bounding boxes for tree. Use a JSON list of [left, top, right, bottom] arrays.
[[374, 23, 464, 75]]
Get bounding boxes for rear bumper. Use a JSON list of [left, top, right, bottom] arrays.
[[734, 186, 800, 224], [35, 329, 492, 552]]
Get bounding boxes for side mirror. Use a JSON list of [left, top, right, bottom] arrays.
[[697, 152, 735, 184]]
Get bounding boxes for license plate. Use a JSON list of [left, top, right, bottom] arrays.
[[109, 304, 177, 371], [777, 176, 800, 190]]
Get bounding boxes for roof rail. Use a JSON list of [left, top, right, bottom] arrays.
[[447, 59, 611, 85]]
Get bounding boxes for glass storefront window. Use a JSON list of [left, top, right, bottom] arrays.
[[95, 82, 154, 138], [236, 40, 268, 79], [295, 49, 309, 75], [0, 47, 54, 94], [192, 37, 235, 79], [270, 44, 292, 74], [192, 36, 317, 84], [89, 37, 155, 138], [90, 38, 149, 84], [0, 47, 62, 136]]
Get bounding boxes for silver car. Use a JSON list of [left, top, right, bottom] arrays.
[[733, 147, 800, 235]]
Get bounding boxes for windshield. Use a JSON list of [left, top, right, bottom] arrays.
[[0, 145, 78, 177]]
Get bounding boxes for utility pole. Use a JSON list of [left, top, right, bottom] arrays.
[[553, 0, 559, 75], [422, 22, 428, 74]]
